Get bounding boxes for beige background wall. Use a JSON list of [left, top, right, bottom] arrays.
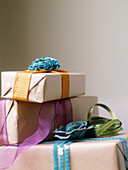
[[0, 0, 128, 132]]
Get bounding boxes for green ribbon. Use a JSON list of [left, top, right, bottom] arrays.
[[87, 103, 123, 137]]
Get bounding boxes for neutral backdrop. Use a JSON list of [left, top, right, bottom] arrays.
[[0, 0, 128, 132]]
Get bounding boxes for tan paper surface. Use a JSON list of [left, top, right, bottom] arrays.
[[7, 133, 128, 170], [5, 96, 98, 144], [1, 71, 85, 103]]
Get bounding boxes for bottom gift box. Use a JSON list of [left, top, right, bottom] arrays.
[[5, 133, 128, 170]]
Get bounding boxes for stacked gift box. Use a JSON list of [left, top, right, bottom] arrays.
[[0, 57, 127, 170]]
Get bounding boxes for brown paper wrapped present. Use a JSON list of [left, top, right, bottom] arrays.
[[1, 71, 85, 103], [4, 96, 98, 144], [7, 133, 128, 170]]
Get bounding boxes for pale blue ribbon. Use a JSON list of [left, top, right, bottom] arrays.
[[52, 137, 128, 170]]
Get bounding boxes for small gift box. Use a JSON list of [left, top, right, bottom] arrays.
[[1, 57, 85, 103], [0, 96, 98, 144], [1, 71, 85, 103], [7, 133, 128, 170]]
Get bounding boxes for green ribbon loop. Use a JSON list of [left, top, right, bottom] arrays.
[[87, 103, 123, 137]]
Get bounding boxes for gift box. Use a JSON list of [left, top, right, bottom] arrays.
[[1, 71, 85, 103], [1, 96, 98, 144], [6, 133, 128, 170]]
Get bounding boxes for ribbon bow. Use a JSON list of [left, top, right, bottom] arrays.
[[54, 103, 123, 139], [13, 57, 70, 102], [87, 103, 123, 137]]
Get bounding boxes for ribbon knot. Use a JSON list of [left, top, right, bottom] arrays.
[[87, 103, 123, 137]]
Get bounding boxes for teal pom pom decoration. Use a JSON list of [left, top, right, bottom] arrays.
[[28, 57, 61, 71], [54, 121, 94, 140]]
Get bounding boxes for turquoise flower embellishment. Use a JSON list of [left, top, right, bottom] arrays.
[[28, 57, 61, 71], [54, 121, 94, 140]]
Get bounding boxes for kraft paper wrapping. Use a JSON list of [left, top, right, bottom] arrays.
[[1, 71, 85, 103], [5, 96, 98, 144], [7, 133, 128, 170]]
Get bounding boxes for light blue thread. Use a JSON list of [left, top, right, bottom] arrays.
[[53, 141, 67, 170], [53, 142, 60, 170], [52, 137, 128, 170], [64, 141, 73, 170], [58, 142, 65, 170]]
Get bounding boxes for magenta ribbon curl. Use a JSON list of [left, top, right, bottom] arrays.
[[0, 99, 73, 169]]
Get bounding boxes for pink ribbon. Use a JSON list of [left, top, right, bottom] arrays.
[[0, 99, 73, 169]]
